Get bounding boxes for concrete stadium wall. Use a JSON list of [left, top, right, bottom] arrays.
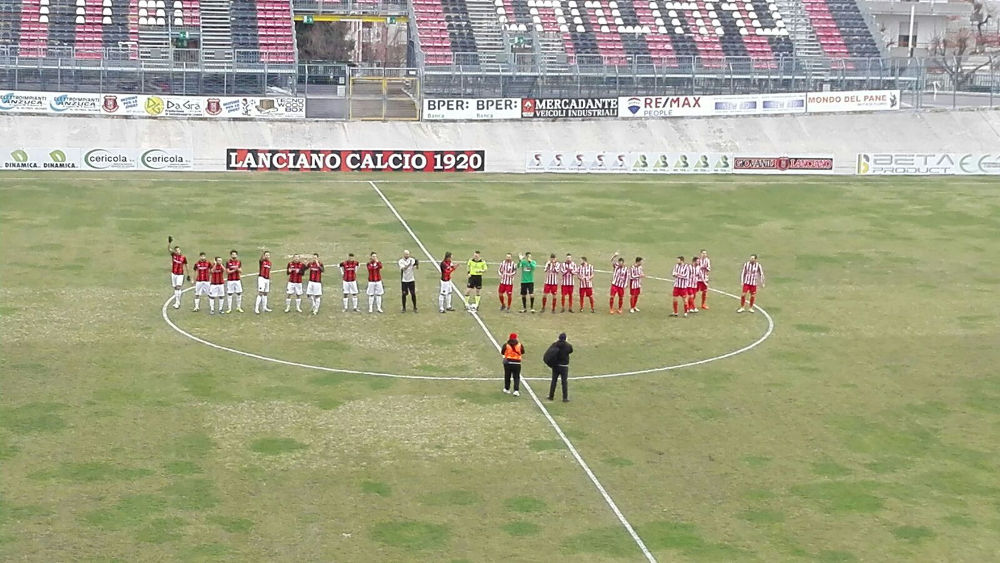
[[3, 109, 998, 173]]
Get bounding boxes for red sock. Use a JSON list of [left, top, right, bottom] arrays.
[[673, 301, 678, 314], [542, 297, 547, 310], [618, 295, 623, 309], [568, 294, 573, 308], [749, 295, 756, 308], [701, 292, 707, 307], [740, 295, 746, 307], [589, 296, 594, 309], [609, 297, 614, 310], [689, 297, 695, 310]]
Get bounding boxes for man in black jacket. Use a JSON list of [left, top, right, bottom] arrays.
[[548, 332, 573, 402]]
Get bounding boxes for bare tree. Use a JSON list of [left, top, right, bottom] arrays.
[[928, 28, 999, 88], [295, 22, 356, 62]]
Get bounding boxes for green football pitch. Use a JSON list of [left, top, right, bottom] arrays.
[[1, 173, 999, 562]]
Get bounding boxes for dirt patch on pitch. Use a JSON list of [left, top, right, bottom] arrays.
[[205, 397, 553, 470]]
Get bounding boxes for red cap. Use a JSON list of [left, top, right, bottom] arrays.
[[509, 333, 518, 340]]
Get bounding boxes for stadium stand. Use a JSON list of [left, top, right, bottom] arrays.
[[0, 0, 293, 64], [411, 0, 879, 69]]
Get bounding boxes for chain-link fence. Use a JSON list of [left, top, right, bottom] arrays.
[[1, 45, 997, 115]]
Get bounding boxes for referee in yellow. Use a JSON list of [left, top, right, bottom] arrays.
[[465, 250, 488, 312]]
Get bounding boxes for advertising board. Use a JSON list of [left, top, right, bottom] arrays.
[[422, 98, 521, 120], [0, 90, 305, 119], [526, 151, 732, 173], [732, 156, 835, 174], [520, 98, 618, 118], [856, 153, 1000, 175], [226, 149, 485, 172], [806, 90, 900, 113]]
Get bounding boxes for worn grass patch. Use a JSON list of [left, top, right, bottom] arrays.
[[161, 479, 219, 511], [163, 461, 202, 475], [207, 515, 254, 534], [370, 520, 450, 550], [249, 437, 309, 455], [361, 481, 392, 497], [0, 403, 68, 434], [528, 439, 564, 451], [30, 462, 153, 483], [135, 516, 187, 544], [418, 490, 481, 507], [740, 509, 786, 524], [639, 520, 748, 558], [790, 481, 885, 513], [502, 521, 541, 536], [504, 496, 547, 513], [891, 525, 935, 542], [81, 494, 167, 530], [562, 525, 636, 557]]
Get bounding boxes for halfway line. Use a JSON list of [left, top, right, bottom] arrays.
[[369, 180, 657, 563]]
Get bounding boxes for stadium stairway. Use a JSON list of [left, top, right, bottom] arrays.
[[199, 0, 234, 65], [773, 0, 826, 69], [464, 0, 505, 63]]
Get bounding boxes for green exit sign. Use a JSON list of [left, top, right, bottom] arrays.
[[303, 15, 314, 24], [386, 16, 396, 24]]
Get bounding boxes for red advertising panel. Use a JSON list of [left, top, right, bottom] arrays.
[[226, 149, 485, 172]]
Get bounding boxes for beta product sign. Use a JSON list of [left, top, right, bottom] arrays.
[[857, 153, 1000, 175], [733, 156, 834, 174], [422, 98, 520, 120], [807, 90, 900, 113], [526, 151, 732, 174], [226, 149, 485, 172], [521, 98, 618, 118]]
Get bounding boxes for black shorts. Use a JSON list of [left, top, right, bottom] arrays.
[[520, 282, 535, 295], [467, 275, 483, 289], [401, 281, 415, 294]]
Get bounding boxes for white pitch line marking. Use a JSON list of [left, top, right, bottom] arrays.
[[368, 180, 658, 563], [161, 283, 494, 381]]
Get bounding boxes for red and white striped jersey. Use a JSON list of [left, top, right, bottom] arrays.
[[560, 261, 576, 285], [610, 262, 629, 288], [577, 263, 594, 289], [741, 261, 765, 286], [497, 260, 518, 285], [628, 264, 644, 289], [694, 262, 707, 284], [672, 262, 690, 288], [700, 256, 711, 281], [544, 261, 561, 285]]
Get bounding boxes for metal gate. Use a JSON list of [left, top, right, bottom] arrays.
[[348, 68, 420, 120]]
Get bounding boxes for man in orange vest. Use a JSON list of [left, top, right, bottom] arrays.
[[501, 333, 524, 397]]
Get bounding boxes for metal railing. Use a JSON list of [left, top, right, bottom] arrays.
[[291, 0, 408, 15]]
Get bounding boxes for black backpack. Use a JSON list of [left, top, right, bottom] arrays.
[[543, 343, 560, 368]]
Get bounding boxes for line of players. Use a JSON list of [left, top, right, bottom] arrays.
[[167, 245, 394, 315], [168, 243, 766, 316]]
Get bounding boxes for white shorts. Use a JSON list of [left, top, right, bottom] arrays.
[[226, 280, 243, 294], [171, 273, 184, 287], [195, 281, 210, 296], [257, 277, 271, 293], [306, 281, 323, 296], [440, 281, 453, 295], [366, 281, 384, 296], [342, 281, 359, 295], [210, 284, 225, 298], [286, 282, 303, 296]]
